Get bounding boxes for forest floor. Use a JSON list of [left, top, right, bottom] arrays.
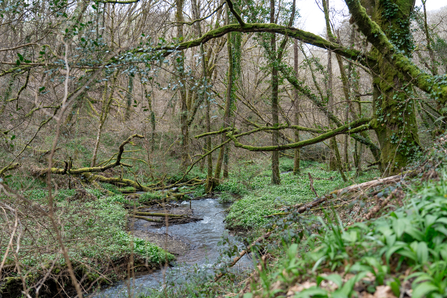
[[142, 141, 447, 298], [1, 138, 447, 298]]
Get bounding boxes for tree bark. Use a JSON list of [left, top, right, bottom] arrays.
[[176, 0, 189, 172], [270, 0, 280, 185], [293, 40, 300, 175], [352, 0, 422, 174]]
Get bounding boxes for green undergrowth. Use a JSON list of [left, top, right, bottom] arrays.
[[0, 188, 174, 295], [244, 171, 447, 298], [223, 159, 379, 231], [20, 189, 172, 264]]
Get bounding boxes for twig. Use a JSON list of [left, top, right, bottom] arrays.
[[308, 173, 318, 197]]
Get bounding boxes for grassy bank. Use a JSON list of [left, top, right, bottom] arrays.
[[219, 159, 379, 231], [241, 172, 447, 298]]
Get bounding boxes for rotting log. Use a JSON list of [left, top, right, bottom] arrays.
[[130, 215, 163, 223], [133, 212, 186, 218]]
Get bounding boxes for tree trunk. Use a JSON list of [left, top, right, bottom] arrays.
[[191, 0, 213, 192], [293, 40, 300, 175], [215, 6, 235, 183], [176, 0, 189, 172], [361, 0, 421, 175], [270, 0, 280, 185]]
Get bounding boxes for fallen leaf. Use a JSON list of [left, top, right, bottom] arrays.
[[374, 285, 397, 298]]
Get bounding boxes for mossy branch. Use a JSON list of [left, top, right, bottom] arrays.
[[195, 127, 234, 139], [228, 118, 372, 151], [0, 163, 20, 176], [146, 23, 375, 67], [39, 134, 143, 175], [279, 63, 381, 161], [34, 135, 146, 191]]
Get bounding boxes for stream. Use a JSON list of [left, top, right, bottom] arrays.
[[91, 198, 252, 297]]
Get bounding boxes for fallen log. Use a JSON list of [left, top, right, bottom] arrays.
[[278, 171, 415, 213], [31, 135, 154, 191], [133, 212, 186, 218], [330, 172, 414, 196], [130, 215, 163, 223]]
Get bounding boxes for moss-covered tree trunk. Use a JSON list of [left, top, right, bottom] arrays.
[[215, 7, 236, 183], [176, 0, 189, 172], [270, 0, 280, 185], [293, 39, 300, 175], [361, 0, 421, 175]]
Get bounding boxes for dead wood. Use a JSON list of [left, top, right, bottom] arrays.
[[277, 171, 415, 214], [364, 189, 402, 220], [32, 135, 149, 191], [308, 172, 318, 197], [130, 215, 163, 223], [35, 134, 144, 176], [330, 172, 413, 196], [133, 212, 186, 218], [214, 231, 272, 282]]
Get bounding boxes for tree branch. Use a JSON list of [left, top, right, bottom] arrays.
[[225, 0, 245, 27], [228, 118, 372, 151], [146, 23, 376, 67], [37, 134, 144, 176], [99, 0, 139, 3]]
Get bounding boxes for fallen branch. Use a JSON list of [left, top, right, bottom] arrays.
[[82, 172, 151, 191], [331, 172, 413, 196], [35, 134, 144, 176], [364, 189, 400, 220], [279, 171, 415, 213], [130, 215, 163, 223], [133, 212, 186, 218], [214, 231, 272, 282]]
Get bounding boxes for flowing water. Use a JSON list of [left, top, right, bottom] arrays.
[[91, 198, 252, 297]]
